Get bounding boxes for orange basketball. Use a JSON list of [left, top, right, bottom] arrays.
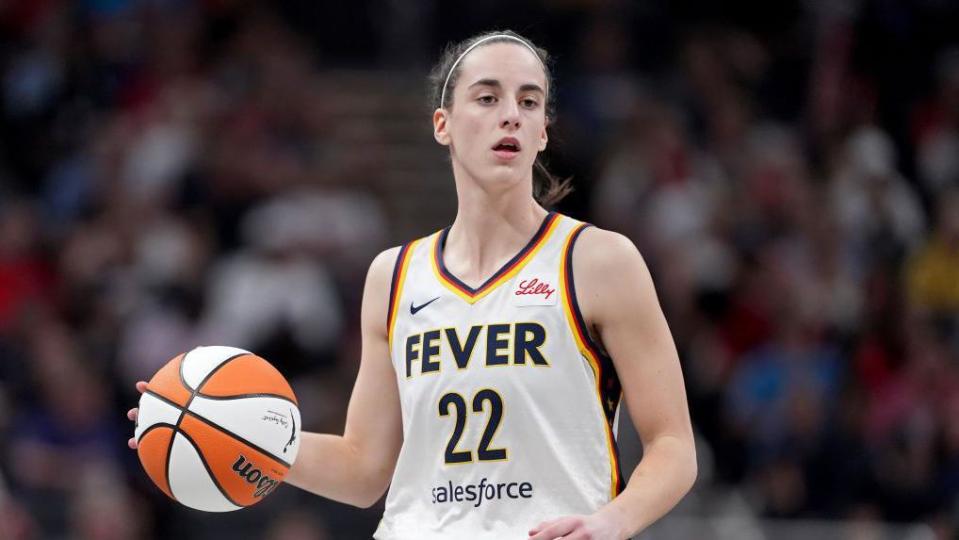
[[134, 346, 301, 512]]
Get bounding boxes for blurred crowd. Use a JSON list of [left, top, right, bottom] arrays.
[[1, 1, 957, 539]]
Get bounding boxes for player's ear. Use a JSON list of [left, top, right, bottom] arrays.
[[538, 115, 549, 152], [433, 108, 451, 146]]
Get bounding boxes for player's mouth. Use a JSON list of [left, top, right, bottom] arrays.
[[492, 137, 521, 161]]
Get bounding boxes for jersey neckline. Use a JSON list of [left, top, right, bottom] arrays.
[[431, 212, 561, 304]]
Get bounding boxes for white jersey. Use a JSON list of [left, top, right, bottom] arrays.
[[374, 213, 624, 540]]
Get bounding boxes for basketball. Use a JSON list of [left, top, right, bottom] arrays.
[[134, 346, 301, 512]]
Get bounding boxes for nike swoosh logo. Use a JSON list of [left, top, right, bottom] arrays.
[[410, 297, 440, 315]]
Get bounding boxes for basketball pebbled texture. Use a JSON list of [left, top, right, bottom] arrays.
[[135, 346, 301, 512]]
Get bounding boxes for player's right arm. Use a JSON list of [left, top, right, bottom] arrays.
[[127, 247, 404, 508], [281, 246, 404, 507]]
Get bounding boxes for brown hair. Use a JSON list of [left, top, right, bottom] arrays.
[[428, 30, 572, 207]]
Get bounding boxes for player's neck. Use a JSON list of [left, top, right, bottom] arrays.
[[446, 187, 548, 287]]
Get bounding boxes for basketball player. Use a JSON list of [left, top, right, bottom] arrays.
[[129, 30, 696, 539]]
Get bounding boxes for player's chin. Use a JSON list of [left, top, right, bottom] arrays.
[[483, 168, 530, 189], [488, 152, 533, 171]]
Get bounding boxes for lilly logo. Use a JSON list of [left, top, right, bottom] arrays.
[[514, 278, 555, 300]]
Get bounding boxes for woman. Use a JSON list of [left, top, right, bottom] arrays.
[[129, 30, 696, 539]]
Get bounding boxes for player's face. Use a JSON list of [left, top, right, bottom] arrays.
[[434, 42, 549, 189]]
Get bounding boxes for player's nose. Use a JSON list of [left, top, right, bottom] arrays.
[[500, 101, 520, 130]]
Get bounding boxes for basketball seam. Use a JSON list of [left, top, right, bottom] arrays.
[[145, 390, 294, 467], [182, 350, 294, 467], [181, 351, 251, 397], [137, 423, 177, 497], [184, 410, 294, 468], [143, 389, 183, 412], [176, 350, 249, 431], [175, 428, 246, 509], [136, 421, 177, 444], [177, 350, 193, 392], [165, 349, 193, 502], [194, 392, 297, 406]]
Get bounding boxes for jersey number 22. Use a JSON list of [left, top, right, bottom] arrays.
[[438, 389, 507, 464]]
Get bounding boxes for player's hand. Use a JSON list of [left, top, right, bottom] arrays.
[[126, 381, 148, 449], [528, 513, 625, 540]]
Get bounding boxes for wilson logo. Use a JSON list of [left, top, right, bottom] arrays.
[[232, 455, 280, 498]]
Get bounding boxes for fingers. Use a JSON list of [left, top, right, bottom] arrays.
[[529, 518, 555, 536], [127, 382, 147, 451], [127, 408, 139, 450], [529, 517, 576, 539]]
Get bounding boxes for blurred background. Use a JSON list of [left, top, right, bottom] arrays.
[[0, 0, 957, 538]]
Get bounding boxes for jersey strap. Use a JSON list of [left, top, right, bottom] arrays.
[[558, 222, 625, 498], [387, 238, 422, 348]]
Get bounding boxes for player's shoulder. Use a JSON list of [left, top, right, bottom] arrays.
[[570, 223, 644, 273], [567, 223, 655, 322], [366, 233, 430, 288], [366, 245, 404, 287], [370, 245, 405, 271]]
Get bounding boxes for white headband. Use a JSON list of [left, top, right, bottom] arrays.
[[439, 34, 545, 109]]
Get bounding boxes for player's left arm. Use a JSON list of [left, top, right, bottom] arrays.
[[529, 227, 697, 540]]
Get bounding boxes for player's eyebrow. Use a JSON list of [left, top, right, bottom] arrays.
[[467, 78, 545, 95]]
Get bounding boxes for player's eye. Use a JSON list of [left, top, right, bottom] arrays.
[[478, 95, 497, 105], [520, 98, 539, 109]]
